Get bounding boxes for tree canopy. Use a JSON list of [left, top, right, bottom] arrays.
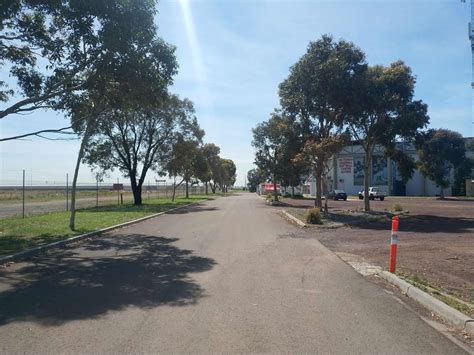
[[163, 134, 204, 201], [252, 111, 299, 200], [1, 0, 176, 139], [278, 34, 366, 208], [347, 60, 430, 210], [84, 95, 201, 205], [218, 158, 236, 192], [247, 168, 266, 192], [417, 129, 467, 197]]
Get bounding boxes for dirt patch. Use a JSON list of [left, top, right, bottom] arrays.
[[276, 197, 474, 305]]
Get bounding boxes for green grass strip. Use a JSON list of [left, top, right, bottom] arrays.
[[0, 195, 217, 257]]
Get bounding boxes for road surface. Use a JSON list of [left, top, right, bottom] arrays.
[[0, 194, 465, 353]]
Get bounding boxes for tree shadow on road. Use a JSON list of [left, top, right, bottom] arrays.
[[0, 233, 216, 327], [166, 204, 219, 214]]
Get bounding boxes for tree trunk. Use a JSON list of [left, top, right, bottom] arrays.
[[172, 182, 177, 202], [185, 180, 189, 198], [205, 181, 208, 194], [439, 186, 445, 199], [363, 150, 372, 212], [322, 174, 329, 217], [210, 181, 216, 194], [273, 173, 278, 201], [130, 176, 142, 205], [69, 126, 92, 231], [315, 173, 322, 209], [291, 186, 295, 198]]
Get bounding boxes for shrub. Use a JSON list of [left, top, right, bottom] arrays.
[[306, 207, 322, 224], [266, 193, 273, 201], [393, 203, 403, 212]]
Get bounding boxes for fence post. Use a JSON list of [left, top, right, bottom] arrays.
[[66, 173, 69, 211], [22, 169, 25, 219], [389, 216, 399, 273]]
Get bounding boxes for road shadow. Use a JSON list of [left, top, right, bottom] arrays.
[[0, 233, 216, 327], [349, 215, 474, 235], [166, 204, 219, 215], [434, 197, 474, 202]]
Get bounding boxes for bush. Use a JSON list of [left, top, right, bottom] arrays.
[[393, 203, 403, 212], [305, 207, 322, 224], [266, 193, 273, 201]]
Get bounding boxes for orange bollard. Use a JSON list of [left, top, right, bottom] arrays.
[[389, 216, 399, 273]]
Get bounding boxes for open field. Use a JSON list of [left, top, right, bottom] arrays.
[[0, 185, 195, 204], [0, 195, 221, 257], [275, 196, 474, 307], [0, 186, 209, 219], [0, 189, 109, 204]]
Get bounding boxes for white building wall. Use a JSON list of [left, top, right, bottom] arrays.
[[405, 169, 425, 196], [305, 142, 458, 197]]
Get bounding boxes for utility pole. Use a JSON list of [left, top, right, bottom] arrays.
[[462, 0, 474, 124], [66, 173, 69, 211], [22, 169, 25, 219], [462, 0, 474, 87]]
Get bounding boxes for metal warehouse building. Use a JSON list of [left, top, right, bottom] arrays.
[[306, 138, 473, 197]]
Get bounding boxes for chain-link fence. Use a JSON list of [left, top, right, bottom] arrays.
[[0, 170, 207, 219]]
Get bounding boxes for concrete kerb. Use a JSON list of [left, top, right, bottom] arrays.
[[377, 270, 474, 335], [280, 210, 307, 228], [0, 199, 208, 265]]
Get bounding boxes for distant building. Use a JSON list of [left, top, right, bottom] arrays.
[[257, 182, 281, 195], [304, 138, 473, 197]]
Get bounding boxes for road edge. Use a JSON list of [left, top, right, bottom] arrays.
[[376, 271, 474, 336], [376, 271, 474, 335], [0, 199, 208, 264], [279, 210, 307, 228]]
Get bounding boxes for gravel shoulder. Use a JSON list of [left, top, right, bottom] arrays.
[[277, 196, 474, 306]]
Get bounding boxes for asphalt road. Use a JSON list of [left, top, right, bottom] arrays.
[[0, 194, 465, 353]]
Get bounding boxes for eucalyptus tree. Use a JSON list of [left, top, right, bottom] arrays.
[[247, 168, 266, 192], [279, 34, 366, 208], [347, 61, 429, 211], [163, 134, 205, 201], [252, 111, 294, 201], [417, 129, 467, 198], [294, 135, 348, 215], [83, 96, 201, 206], [218, 158, 237, 192], [193, 146, 213, 194], [201, 143, 222, 194], [1, 0, 175, 139], [60, 0, 177, 229], [279, 116, 307, 197]]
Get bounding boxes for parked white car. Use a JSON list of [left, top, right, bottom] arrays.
[[358, 187, 386, 201]]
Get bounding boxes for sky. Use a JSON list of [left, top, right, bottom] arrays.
[[0, 0, 473, 186]]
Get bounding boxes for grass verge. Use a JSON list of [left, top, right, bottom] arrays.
[[397, 270, 474, 318], [0, 195, 218, 257]]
